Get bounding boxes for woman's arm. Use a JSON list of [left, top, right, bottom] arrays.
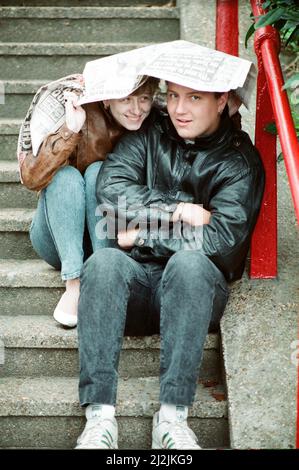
[[21, 92, 86, 191], [20, 124, 81, 191]]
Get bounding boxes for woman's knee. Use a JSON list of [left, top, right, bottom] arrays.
[[84, 161, 103, 187], [47, 166, 84, 193]]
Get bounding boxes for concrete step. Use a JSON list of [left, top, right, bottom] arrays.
[[0, 376, 228, 449], [0, 7, 179, 44], [0, 42, 150, 80], [0, 119, 20, 161], [0, 80, 47, 120], [0, 315, 221, 380], [0, 208, 37, 259], [0, 161, 38, 208], [0, 0, 173, 6], [0, 258, 243, 317], [0, 259, 64, 315]]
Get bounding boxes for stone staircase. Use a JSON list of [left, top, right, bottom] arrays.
[[0, 0, 230, 449], [0, 0, 297, 450]]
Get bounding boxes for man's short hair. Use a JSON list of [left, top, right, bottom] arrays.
[[132, 77, 160, 97]]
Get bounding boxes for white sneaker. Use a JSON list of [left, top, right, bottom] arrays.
[[75, 416, 118, 449], [152, 411, 201, 450]]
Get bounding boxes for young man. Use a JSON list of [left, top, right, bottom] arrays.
[[75, 82, 265, 449]]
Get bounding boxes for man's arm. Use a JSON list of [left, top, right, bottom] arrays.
[[97, 130, 194, 226], [132, 164, 264, 275]]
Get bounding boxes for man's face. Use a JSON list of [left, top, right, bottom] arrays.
[[104, 90, 153, 130], [167, 82, 227, 139]]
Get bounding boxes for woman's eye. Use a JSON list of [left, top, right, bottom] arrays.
[[167, 93, 177, 99], [140, 96, 151, 102], [191, 95, 200, 101]]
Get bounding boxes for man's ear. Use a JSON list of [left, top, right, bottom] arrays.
[[218, 92, 229, 114]]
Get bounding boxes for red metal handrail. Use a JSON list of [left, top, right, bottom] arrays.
[[216, 0, 239, 56], [251, 0, 299, 222]]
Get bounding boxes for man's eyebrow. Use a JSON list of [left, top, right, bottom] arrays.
[[167, 88, 202, 95]]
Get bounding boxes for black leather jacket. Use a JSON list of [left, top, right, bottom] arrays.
[[97, 107, 265, 282]]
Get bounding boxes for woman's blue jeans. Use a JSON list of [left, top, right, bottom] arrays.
[[30, 162, 114, 281], [78, 248, 229, 407]]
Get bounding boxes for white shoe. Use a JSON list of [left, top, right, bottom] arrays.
[[152, 411, 201, 450], [75, 416, 118, 449], [53, 308, 77, 328]]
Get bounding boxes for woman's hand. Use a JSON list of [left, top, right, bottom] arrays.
[[64, 91, 86, 134]]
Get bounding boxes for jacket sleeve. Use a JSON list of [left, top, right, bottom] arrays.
[[96, 131, 194, 226], [20, 123, 82, 191], [133, 163, 265, 275]]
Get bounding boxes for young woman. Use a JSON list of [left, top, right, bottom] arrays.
[[20, 77, 159, 327]]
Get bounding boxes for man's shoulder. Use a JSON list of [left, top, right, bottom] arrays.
[[225, 129, 263, 170]]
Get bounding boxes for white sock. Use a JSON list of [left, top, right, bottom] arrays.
[[159, 404, 188, 423], [85, 404, 115, 420]]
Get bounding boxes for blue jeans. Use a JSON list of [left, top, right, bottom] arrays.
[[78, 248, 229, 407], [30, 162, 115, 281]]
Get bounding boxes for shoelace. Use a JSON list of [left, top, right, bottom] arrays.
[[78, 418, 114, 448], [168, 422, 200, 449]]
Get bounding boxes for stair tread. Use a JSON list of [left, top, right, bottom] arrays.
[[0, 119, 22, 135], [0, 375, 227, 418], [0, 258, 64, 287], [3, 80, 48, 93], [0, 160, 20, 182], [0, 208, 35, 231], [0, 42, 152, 55], [0, 6, 179, 18], [0, 314, 220, 350]]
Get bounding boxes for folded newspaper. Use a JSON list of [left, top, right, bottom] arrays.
[[18, 40, 255, 173], [79, 40, 255, 107]]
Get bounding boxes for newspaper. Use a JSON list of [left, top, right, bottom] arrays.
[[79, 40, 255, 108], [17, 40, 255, 176], [17, 74, 84, 171]]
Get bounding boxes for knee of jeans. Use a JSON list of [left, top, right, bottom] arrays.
[[166, 250, 212, 278], [83, 247, 126, 275], [84, 161, 103, 187], [47, 166, 84, 192]]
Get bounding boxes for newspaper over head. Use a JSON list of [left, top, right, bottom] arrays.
[[17, 40, 255, 179], [79, 40, 255, 107]]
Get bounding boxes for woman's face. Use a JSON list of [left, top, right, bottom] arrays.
[[104, 90, 153, 130]]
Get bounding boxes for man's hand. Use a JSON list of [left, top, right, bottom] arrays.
[[172, 202, 211, 226], [64, 91, 86, 134], [117, 228, 140, 249]]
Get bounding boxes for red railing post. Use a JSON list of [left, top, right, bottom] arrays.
[[250, 24, 279, 278], [216, 0, 239, 56]]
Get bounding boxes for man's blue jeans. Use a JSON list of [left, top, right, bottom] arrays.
[[78, 248, 229, 407], [29, 162, 115, 280]]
